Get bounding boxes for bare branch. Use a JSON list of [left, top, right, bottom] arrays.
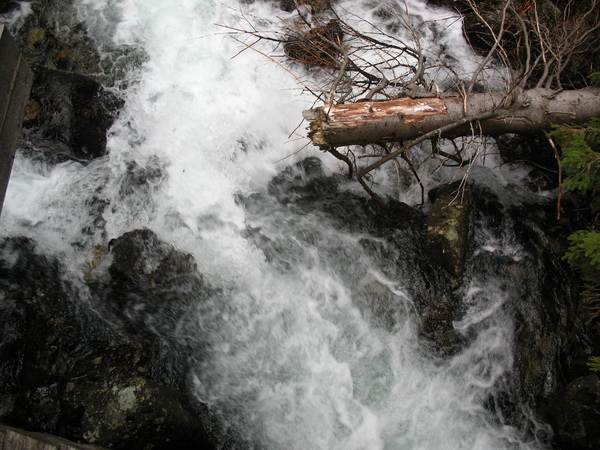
[[224, 0, 600, 201]]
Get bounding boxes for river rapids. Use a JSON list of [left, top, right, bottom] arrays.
[[0, 0, 564, 448]]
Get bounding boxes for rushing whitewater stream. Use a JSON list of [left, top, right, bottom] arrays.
[[0, 0, 570, 448]]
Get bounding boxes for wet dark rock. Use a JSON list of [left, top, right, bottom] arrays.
[[369, 199, 424, 233], [104, 229, 210, 348], [20, 67, 123, 164], [267, 157, 423, 232], [7, 0, 102, 75], [268, 156, 339, 202], [86, 229, 212, 393], [461, 184, 592, 440], [278, 0, 297, 12], [497, 134, 557, 170], [0, 237, 89, 394], [299, 0, 334, 14], [108, 228, 197, 291], [426, 182, 472, 279], [4, 0, 147, 90], [255, 157, 460, 349], [118, 158, 167, 198], [0, 237, 112, 432], [55, 341, 221, 449], [13, 385, 61, 434], [496, 133, 560, 191], [543, 374, 600, 450], [0, 236, 244, 449], [354, 281, 402, 331], [523, 167, 560, 192], [0, 0, 19, 15], [61, 376, 214, 450], [420, 292, 458, 349]]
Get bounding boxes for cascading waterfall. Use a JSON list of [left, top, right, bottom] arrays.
[[0, 0, 560, 448]]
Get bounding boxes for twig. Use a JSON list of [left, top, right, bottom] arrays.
[[544, 130, 563, 220]]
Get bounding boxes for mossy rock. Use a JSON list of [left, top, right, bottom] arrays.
[[61, 376, 214, 449], [426, 184, 472, 279]]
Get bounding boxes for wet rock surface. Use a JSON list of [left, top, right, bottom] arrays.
[[0, 235, 242, 449], [0, 1, 19, 15], [61, 374, 212, 450], [3, 0, 125, 167], [100, 229, 216, 388], [543, 374, 600, 450], [462, 182, 600, 444], [20, 66, 123, 164], [5, 0, 102, 76], [250, 157, 461, 351], [1, 0, 600, 447]]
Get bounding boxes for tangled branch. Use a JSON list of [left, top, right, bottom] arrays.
[[224, 0, 600, 202]]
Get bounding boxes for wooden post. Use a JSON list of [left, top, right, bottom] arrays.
[[0, 24, 33, 216], [0, 423, 104, 449]]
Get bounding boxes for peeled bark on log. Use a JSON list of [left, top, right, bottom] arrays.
[[303, 87, 600, 149]]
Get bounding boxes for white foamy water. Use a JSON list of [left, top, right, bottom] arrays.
[[1, 0, 551, 448]]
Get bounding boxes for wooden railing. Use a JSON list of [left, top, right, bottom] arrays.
[[0, 24, 33, 215]]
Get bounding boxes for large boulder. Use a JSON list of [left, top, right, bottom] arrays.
[[61, 375, 214, 450], [102, 228, 214, 357], [0, 235, 244, 449], [253, 157, 462, 350], [20, 67, 123, 164], [0, 237, 84, 432], [108, 228, 198, 291], [543, 374, 600, 449]]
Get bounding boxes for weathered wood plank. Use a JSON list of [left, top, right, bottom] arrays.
[[0, 24, 33, 215], [0, 424, 104, 449]]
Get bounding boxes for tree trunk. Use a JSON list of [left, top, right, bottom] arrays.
[[302, 87, 600, 149]]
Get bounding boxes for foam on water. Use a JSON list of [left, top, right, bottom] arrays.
[[1, 0, 551, 448]]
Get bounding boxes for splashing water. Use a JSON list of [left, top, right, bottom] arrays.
[[1, 0, 554, 448]]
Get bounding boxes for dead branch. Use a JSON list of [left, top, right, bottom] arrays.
[[225, 0, 600, 201]]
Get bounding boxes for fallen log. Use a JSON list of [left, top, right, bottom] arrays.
[[302, 87, 600, 149]]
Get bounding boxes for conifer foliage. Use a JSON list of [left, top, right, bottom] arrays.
[[552, 78, 600, 368]]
